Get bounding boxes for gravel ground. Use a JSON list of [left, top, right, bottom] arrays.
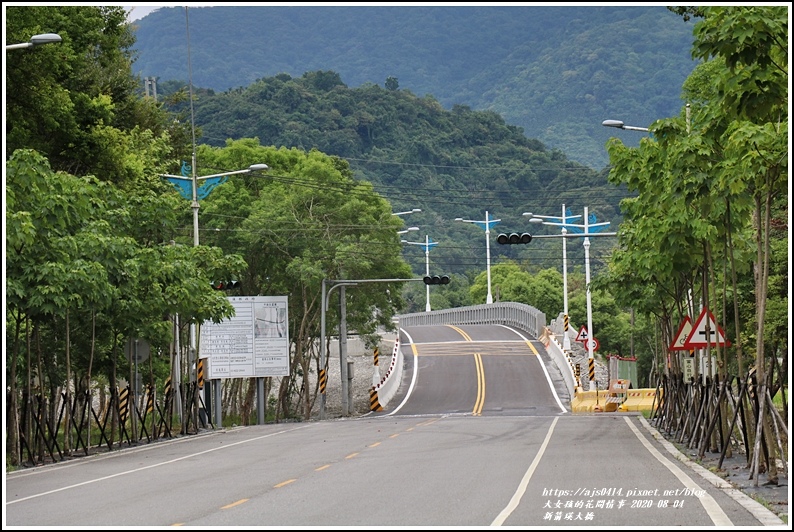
[[316, 338, 395, 418]]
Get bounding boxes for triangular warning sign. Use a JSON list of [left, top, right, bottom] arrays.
[[575, 325, 588, 343], [683, 307, 731, 348], [669, 316, 693, 351]]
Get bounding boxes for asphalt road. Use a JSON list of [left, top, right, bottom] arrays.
[[4, 324, 785, 528]]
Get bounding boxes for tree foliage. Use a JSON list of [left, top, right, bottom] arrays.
[[157, 68, 624, 289], [598, 7, 787, 479], [131, 5, 698, 168]]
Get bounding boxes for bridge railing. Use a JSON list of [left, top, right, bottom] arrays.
[[397, 302, 546, 340], [397, 303, 578, 399]]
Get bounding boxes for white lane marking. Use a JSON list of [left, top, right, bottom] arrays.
[[637, 416, 784, 525], [624, 417, 733, 526], [491, 417, 559, 525], [500, 325, 568, 414], [6, 425, 313, 504], [385, 328, 419, 416]]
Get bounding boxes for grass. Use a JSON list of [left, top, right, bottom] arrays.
[[771, 386, 788, 410], [748, 493, 788, 523]]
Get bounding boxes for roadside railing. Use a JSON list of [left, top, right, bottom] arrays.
[[397, 301, 546, 339]]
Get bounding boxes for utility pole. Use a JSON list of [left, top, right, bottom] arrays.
[[320, 278, 426, 419]]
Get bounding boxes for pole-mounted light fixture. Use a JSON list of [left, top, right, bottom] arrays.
[[392, 208, 421, 216], [6, 33, 62, 50], [601, 119, 650, 132]]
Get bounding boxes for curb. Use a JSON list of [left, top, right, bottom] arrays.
[[638, 415, 786, 526]]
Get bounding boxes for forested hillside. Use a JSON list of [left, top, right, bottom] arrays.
[[156, 70, 627, 286], [130, 5, 698, 169]]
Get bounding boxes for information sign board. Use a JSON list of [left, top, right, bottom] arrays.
[[199, 296, 289, 378]]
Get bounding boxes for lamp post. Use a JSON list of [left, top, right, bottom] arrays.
[[524, 205, 582, 352], [160, 163, 268, 430], [6, 33, 62, 50], [392, 208, 421, 216], [603, 111, 689, 382], [160, 9, 273, 430], [397, 226, 420, 235], [456, 212, 499, 304], [161, 164, 270, 246], [402, 235, 438, 312], [601, 119, 650, 132], [530, 207, 613, 391]]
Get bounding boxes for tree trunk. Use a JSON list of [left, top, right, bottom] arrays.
[[64, 309, 72, 454], [7, 309, 22, 466]]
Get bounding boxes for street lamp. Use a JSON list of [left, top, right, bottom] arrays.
[[601, 119, 650, 132], [601, 120, 650, 131], [392, 208, 422, 216], [529, 206, 614, 391], [161, 164, 269, 246], [402, 235, 439, 312], [160, 162, 268, 429], [456, 211, 500, 304], [6, 33, 62, 50], [524, 205, 582, 352], [397, 226, 420, 235]]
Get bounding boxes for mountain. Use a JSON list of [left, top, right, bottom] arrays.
[[129, 5, 698, 170], [152, 68, 626, 285]]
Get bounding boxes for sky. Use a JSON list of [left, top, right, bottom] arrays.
[[125, 4, 166, 22]]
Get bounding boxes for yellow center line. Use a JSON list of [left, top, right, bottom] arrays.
[[526, 340, 539, 355], [473, 353, 485, 416], [446, 325, 485, 415], [221, 499, 249, 509], [218, 418, 442, 510]]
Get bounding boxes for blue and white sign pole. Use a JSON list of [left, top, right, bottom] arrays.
[[456, 211, 500, 304], [529, 206, 613, 391], [524, 205, 582, 352], [402, 235, 439, 311], [160, 163, 268, 428]]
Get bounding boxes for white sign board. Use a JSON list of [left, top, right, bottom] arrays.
[[199, 296, 289, 378]]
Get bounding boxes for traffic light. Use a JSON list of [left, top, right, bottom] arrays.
[[211, 280, 241, 290], [496, 232, 532, 245], [423, 275, 450, 285]]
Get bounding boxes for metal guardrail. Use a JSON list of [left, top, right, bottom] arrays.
[[397, 303, 578, 398], [397, 302, 546, 339]]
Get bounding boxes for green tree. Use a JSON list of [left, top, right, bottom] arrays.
[[603, 5, 787, 483], [5, 6, 177, 183], [195, 139, 414, 420], [5, 148, 246, 463]]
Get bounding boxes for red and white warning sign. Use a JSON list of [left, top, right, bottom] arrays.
[[669, 316, 693, 351], [575, 325, 588, 343], [683, 307, 731, 348], [585, 338, 600, 352]]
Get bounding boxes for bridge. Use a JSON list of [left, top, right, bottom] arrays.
[[391, 301, 635, 413]]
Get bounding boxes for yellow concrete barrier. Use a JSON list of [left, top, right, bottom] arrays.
[[618, 388, 662, 413], [571, 387, 662, 414], [571, 389, 618, 413]]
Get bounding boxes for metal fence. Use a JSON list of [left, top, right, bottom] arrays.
[[397, 302, 546, 339]]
